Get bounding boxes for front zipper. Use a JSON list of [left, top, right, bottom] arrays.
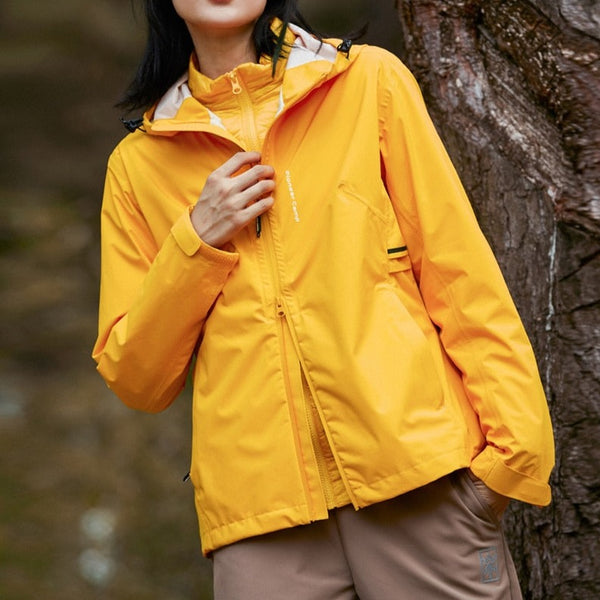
[[228, 69, 264, 237], [227, 70, 261, 152], [227, 71, 242, 95], [228, 65, 355, 511], [261, 211, 357, 508], [256, 162, 325, 516], [260, 175, 336, 518], [260, 138, 358, 510], [277, 296, 358, 508], [276, 304, 319, 519], [302, 370, 336, 508]]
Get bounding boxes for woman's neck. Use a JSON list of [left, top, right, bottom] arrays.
[[188, 26, 257, 80]]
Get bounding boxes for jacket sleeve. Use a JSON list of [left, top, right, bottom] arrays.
[[92, 148, 238, 413], [377, 52, 554, 506]]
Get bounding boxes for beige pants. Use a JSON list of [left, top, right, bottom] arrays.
[[213, 470, 523, 600]]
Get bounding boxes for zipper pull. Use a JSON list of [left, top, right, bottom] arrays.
[[227, 72, 242, 95], [276, 301, 285, 318], [182, 471, 191, 483]]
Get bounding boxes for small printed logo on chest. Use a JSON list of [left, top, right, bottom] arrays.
[[285, 170, 300, 223]]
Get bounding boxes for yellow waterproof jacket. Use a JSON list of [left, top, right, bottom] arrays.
[[93, 25, 554, 554]]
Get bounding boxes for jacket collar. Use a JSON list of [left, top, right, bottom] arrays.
[[144, 22, 360, 137]]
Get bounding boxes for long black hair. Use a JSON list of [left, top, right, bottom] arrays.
[[118, 0, 318, 112]]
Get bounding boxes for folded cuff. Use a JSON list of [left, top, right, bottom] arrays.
[[470, 448, 552, 507], [171, 206, 239, 266]]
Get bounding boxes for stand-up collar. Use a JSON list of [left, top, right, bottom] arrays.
[[145, 20, 361, 135]]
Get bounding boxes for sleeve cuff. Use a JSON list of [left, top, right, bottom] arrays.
[[470, 448, 552, 507], [171, 207, 239, 266]]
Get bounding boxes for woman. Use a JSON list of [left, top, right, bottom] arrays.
[[93, 1, 554, 598]]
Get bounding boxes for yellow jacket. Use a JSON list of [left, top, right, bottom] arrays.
[[93, 25, 554, 554]]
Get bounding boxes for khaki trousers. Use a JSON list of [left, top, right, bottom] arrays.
[[213, 470, 523, 600]]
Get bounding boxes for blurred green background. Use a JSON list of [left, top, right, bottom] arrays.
[[0, 1, 403, 598]]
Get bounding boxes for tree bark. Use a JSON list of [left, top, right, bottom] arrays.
[[396, 1, 600, 598]]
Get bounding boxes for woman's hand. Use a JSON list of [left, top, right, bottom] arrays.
[[467, 470, 511, 519], [191, 151, 275, 248]]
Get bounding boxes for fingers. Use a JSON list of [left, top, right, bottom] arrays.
[[223, 158, 275, 209], [467, 470, 510, 519], [234, 164, 276, 192], [191, 152, 276, 248], [238, 195, 275, 222], [205, 167, 274, 212], [209, 153, 275, 204], [233, 177, 275, 209], [213, 151, 262, 178]]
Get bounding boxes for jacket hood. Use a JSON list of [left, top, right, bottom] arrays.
[[142, 23, 362, 137]]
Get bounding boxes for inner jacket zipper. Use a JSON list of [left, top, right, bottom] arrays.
[[227, 71, 263, 237], [302, 370, 337, 508]]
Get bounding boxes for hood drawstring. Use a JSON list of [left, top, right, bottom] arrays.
[[337, 39, 353, 58], [121, 117, 144, 133]]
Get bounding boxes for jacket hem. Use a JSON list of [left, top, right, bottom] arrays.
[[199, 446, 472, 555], [347, 445, 471, 507], [198, 501, 314, 556]]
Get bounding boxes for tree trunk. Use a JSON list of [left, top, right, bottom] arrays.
[[396, 1, 600, 598]]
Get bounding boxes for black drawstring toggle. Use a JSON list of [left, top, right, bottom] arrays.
[[121, 117, 144, 133], [337, 39, 353, 58]]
